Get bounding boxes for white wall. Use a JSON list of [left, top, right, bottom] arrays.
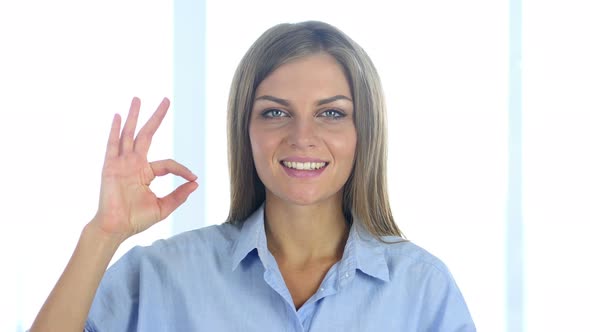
[[0, 1, 174, 329], [522, 1, 590, 330]]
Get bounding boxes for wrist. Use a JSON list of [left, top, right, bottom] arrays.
[[83, 219, 127, 251]]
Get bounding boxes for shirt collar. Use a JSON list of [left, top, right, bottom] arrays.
[[345, 217, 391, 282], [231, 204, 392, 283], [231, 203, 274, 271]]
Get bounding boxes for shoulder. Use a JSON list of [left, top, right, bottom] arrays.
[[352, 226, 457, 290], [151, 222, 241, 252], [127, 222, 241, 262], [91, 222, 244, 309], [372, 238, 475, 330], [352, 221, 453, 281], [350, 221, 462, 295], [374, 236, 460, 292], [87, 223, 245, 330], [107, 222, 243, 277], [379, 237, 451, 276]]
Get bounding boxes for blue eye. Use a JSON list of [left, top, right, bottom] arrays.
[[262, 109, 288, 118], [320, 109, 345, 118]]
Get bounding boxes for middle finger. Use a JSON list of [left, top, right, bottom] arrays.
[[120, 97, 141, 154]]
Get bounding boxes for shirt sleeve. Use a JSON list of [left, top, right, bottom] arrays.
[[419, 265, 477, 332], [84, 247, 143, 332]]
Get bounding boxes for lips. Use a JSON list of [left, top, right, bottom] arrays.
[[281, 160, 328, 170], [279, 158, 329, 178]]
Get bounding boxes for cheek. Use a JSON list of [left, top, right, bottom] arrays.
[[334, 128, 357, 163], [249, 128, 277, 165]]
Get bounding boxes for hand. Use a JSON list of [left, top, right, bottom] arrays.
[[91, 97, 198, 241]]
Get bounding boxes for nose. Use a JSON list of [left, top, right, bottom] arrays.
[[287, 117, 318, 149]]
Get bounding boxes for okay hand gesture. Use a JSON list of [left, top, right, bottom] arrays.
[[92, 97, 198, 241]]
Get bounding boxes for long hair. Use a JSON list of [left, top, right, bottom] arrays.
[[226, 21, 403, 238]]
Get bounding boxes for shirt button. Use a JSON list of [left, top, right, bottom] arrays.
[[345, 272, 349, 278], [320, 287, 325, 292]]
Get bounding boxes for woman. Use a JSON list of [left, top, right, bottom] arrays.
[[31, 21, 475, 331]]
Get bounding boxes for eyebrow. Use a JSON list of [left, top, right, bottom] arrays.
[[254, 95, 353, 106]]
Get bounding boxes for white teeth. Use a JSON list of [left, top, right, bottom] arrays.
[[282, 161, 327, 170]]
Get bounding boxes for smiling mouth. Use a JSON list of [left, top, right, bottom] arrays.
[[281, 161, 328, 170]]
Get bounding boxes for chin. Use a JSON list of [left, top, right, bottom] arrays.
[[276, 189, 336, 207], [287, 197, 323, 206]]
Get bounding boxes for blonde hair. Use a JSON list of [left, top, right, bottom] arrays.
[[226, 21, 403, 238]]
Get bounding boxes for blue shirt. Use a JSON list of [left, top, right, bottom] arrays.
[[85, 205, 476, 331]]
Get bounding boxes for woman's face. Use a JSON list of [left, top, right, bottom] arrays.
[[249, 53, 357, 207]]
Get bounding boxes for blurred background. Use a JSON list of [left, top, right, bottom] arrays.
[[0, 0, 588, 331]]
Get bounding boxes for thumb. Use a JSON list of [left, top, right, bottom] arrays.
[[157, 181, 199, 220]]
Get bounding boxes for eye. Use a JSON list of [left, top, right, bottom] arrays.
[[262, 109, 289, 118], [319, 109, 345, 119]]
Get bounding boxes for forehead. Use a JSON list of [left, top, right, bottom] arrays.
[[255, 53, 352, 99]]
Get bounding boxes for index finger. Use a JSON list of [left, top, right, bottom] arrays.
[[134, 97, 170, 155]]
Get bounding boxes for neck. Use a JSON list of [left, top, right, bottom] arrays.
[[264, 192, 350, 267]]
